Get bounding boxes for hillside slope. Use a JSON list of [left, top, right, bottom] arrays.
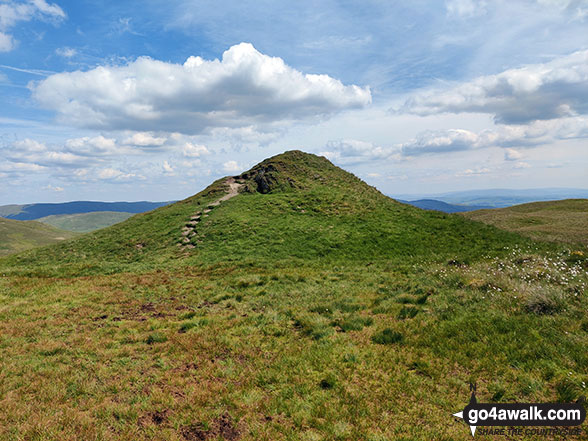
[[0, 217, 77, 256], [1, 151, 534, 276], [37, 211, 135, 232], [463, 199, 588, 245]]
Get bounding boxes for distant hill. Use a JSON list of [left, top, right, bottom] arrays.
[[0, 217, 77, 256], [37, 211, 135, 233], [398, 199, 491, 213], [392, 188, 588, 208], [463, 199, 588, 244], [0, 201, 172, 221]]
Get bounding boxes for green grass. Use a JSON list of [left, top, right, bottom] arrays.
[[0, 151, 586, 440], [463, 199, 588, 245], [37, 211, 135, 232], [0, 217, 77, 256]]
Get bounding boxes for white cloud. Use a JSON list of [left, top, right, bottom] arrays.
[[399, 116, 588, 156], [182, 142, 209, 157], [321, 139, 393, 164], [180, 159, 202, 168], [456, 167, 491, 176], [64, 135, 118, 156], [55, 46, 76, 58], [97, 168, 139, 181], [504, 148, 523, 161], [400, 129, 480, 156], [42, 184, 64, 192], [32, 42, 371, 134], [207, 125, 284, 146], [0, 0, 66, 52], [30, 0, 65, 18], [162, 160, 174, 175], [513, 161, 531, 169], [5, 138, 88, 167], [446, 0, 487, 17], [0, 31, 14, 51], [222, 160, 242, 173], [123, 132, 167, 147], [0, 161, 46, 172], [400, 50, 588, 124]]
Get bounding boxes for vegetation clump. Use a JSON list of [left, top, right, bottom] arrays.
[[371, 328, 404, 345]]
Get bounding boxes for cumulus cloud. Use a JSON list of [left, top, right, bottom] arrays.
[[207, 125, 284, 146], [0, 161, 46, 172], [222, 160, 242, 173], [5, 138, 88, 167], [42, 184, 64, 192], [123, 132, 167, 147], [0, 0, 66, 52], [400, 129, 481, 156], [31, 42, 371, 134], [182, 142, 209, 157], [64, 135, 118, 156], [55, 46, 76, 58], [456, 167, 491, 177], [97, 168, 140, 181], [504, 148, 523, 161], [321, 139, 394, 164], [400, 50, 588, 124], [162, 160, 174, 175], [0, 31, 14, 51], [399, 116, 588, 156]]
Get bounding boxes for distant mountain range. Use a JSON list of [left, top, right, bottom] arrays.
[[391, 188, 588, 209], [397, 199, 491, 213], [0, 201, 173, 221]]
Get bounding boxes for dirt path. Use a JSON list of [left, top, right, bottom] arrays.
[[179, 177, 244, 250]]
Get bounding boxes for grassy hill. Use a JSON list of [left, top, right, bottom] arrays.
[[0, 151, 586, 440], [38, 211, 135, 232], [1, 151, 535, 276], [463, 199, 588, 245], [0, 217, 77, 256]]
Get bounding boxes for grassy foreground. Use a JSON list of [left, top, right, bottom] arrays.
[[0, 151, 586, 440]]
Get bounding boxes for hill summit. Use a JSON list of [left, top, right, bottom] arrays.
[[1, 150, 528, 276], [236, 150, 375, 195]]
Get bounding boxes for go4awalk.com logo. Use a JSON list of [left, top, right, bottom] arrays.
[[452, 383, 586, 437]]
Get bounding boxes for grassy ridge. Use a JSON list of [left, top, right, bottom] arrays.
[[463, 199, 588, 245], [0, 151, 586, 440], [38, 211, 135, 232], [0, 217, 77, 256], [0, 151, 543, 276]]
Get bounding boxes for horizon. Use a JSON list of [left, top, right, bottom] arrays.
[[1, 1, 588, 205]]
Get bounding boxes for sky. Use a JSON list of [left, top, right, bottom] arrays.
[[0, 0, 587, 204]]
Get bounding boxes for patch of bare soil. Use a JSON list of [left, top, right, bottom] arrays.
[[180, 412, 241, 441]]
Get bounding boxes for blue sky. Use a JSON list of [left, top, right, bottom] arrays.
[[1, 0, 587, 204]]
